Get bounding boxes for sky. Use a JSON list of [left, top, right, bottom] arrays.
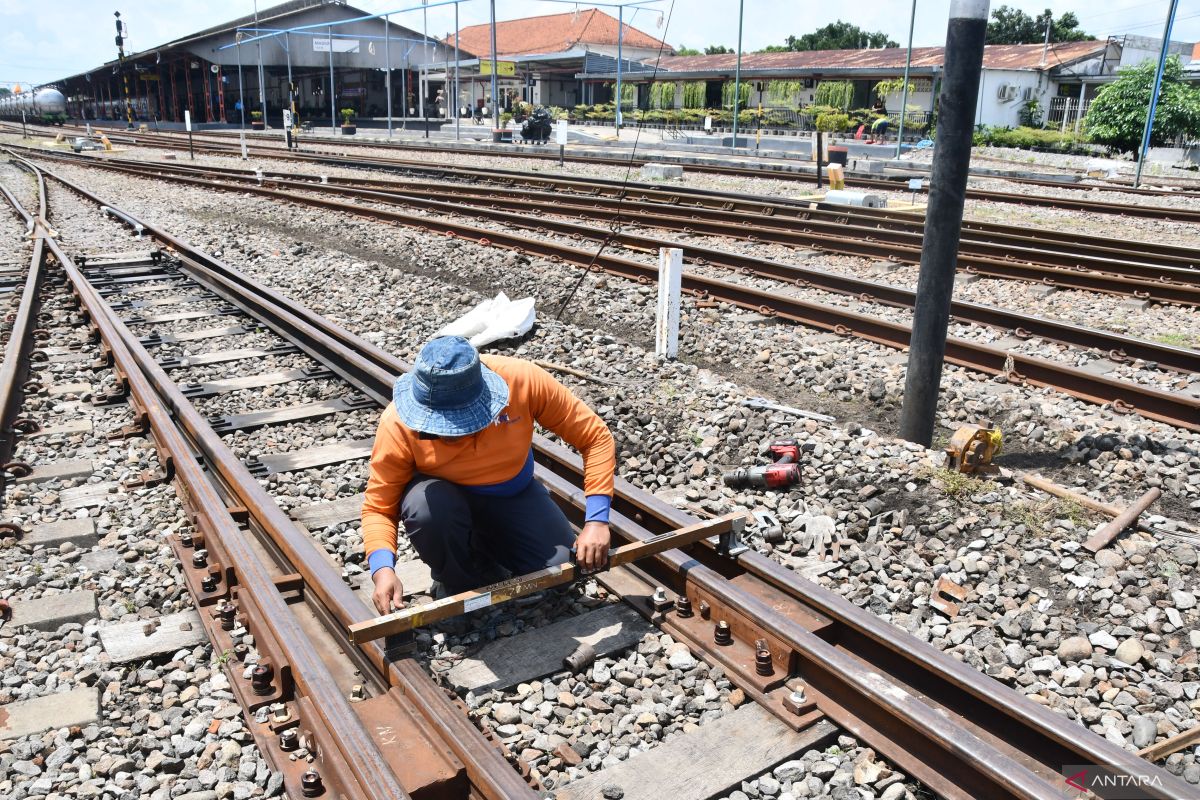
[[1, 0, 1198, 88]]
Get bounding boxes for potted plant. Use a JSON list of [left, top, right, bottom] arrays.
[[250, 110, 264, 131], [340, 107, 356, 135]]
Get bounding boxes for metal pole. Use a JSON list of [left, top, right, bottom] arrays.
[[731, 0, 743, 145], [454, 1, 461, 142], [285, 32, 295, 134], [616, 5, 624, 128], [115, 12, 134, 130], [895, 0, 917, 157], [490, 0, 499, 130], [255, 2, 267, 127], [423, 0, 430, 138], [1134, 0, 1180, 187], [329, 26, 336, 133], [237, 42, 245, 129], [899, 0, 990, 447], [385, 15, 393, 138]]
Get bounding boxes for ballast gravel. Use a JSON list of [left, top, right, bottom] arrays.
[[17, 152, 1200, 793]]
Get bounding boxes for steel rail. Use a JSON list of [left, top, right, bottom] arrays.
[[529, 443, 1193, 800], [25, 157, 540, 800], [31, 148, 1195, 292], [22, 153, 1198, 430], [12, 131, 1196, 271], [0, 176, 46, 478], [14, 148, 1198, 374], [42, 153, 1195, 796], [0, 175, 417, 800], [86, 123, 1200, 225], [35, 158, 1194, 800]]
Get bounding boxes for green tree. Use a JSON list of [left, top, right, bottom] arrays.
[[986, 6, 1089, 45], [704, 45, 733, 55], [1085, 56, 1200, 156], [0, 87, 10, 97], [775, 21, 898, 51], [675, 45, 701, 56]]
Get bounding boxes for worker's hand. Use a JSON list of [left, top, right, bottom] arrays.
[[575, 522, 611, 573], [371, 568, 405, 615]]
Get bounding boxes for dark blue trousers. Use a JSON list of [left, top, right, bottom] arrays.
[[400, 476, 576, 594]]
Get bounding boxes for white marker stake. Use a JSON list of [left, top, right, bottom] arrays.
[[556, 119, 568, 167], [184, 110, 194, 160], [656, 247, 683, 359], [240, 132, 248, 161]]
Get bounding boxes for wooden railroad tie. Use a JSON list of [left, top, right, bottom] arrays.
[[348, 513, 745, 644]]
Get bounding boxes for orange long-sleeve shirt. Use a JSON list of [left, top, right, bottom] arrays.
[[361, 355, 615, 562]]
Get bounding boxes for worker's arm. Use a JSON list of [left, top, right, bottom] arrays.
[[361, 406, 415, 612], [523, 362, 616, 570]]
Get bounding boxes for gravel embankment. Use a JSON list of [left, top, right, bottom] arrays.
[[25, 154, 1200, 792], [1, 187, 278, 799]]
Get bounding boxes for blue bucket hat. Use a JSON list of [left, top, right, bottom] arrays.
[[393, 336, 509, 436]]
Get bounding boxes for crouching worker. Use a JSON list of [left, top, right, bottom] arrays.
[[362, 336, 616, 615]]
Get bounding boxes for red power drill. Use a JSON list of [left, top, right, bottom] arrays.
[[722, 439, 801, 490]]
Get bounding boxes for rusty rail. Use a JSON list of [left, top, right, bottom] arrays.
[[21, 154, 1197, 431], [0, 175, 47, 479], [20, 154, 1196, 799]]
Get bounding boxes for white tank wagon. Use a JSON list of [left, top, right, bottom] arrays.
[[0, 87, 67, 125]]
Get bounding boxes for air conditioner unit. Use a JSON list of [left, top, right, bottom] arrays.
[[1021, 87, 1033, 101], [996, 84, 1019, 101]]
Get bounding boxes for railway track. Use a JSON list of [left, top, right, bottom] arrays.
[[8, 124, 1199, 276], [12, 146, 1198, 303], [13, 148, 1199, 432], [26, 121, 1200, 225], [3, 154, 1194, 798]]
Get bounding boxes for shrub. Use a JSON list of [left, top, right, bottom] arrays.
[[339, 107, 354, 124], [815, 112, 850, 132], [972, 125, 1087, 151]]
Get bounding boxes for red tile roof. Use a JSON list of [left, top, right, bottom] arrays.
[[446, 9, 671, 58], [654, 40, 1107, 73]]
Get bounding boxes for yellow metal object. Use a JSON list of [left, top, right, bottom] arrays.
[[100, 134, 113, 151], [827, 163, 846, 190], [945, 423, 1002, 474]]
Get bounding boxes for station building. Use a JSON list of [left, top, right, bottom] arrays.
[[579, 35, 1197, 131], [439, 9, 673, 111], [50, 0, 452, 127]]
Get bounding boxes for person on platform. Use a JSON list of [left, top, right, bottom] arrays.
[[362, 336, 615, 615]]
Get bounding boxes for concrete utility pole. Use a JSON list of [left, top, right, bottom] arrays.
[[731, 0, 743, 144], [490, 0, 499, 130], [114, 11, 134, 129], [1134, 0, 1181, 187], [616, 4, 625, 127], [899, 0, 990, 447], [895, 0, 917, 157]]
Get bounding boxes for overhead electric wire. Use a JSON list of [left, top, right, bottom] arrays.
[[553, 0, 676, 321]]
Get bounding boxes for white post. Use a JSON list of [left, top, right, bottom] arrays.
[[240, 131, 248, 160], [656, 247, 683, 359]]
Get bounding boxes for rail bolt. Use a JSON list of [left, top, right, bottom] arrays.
[[755, 641, 774, 676], [250, 663, 274, 696], [563, 641, 597, 674], [300, 770, 324, 797], [218, 603, 237, 631], [674, 596, 693, 618], [270, 702, 291, 723], [191, 549, 208, 568], [714, 620, 732, 646], [651, 586, 671, 612], [179, 531, 194, 548], [201, 574, 218, 593], [279, 728, 299, 751], [698, 600, 711, 620]]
